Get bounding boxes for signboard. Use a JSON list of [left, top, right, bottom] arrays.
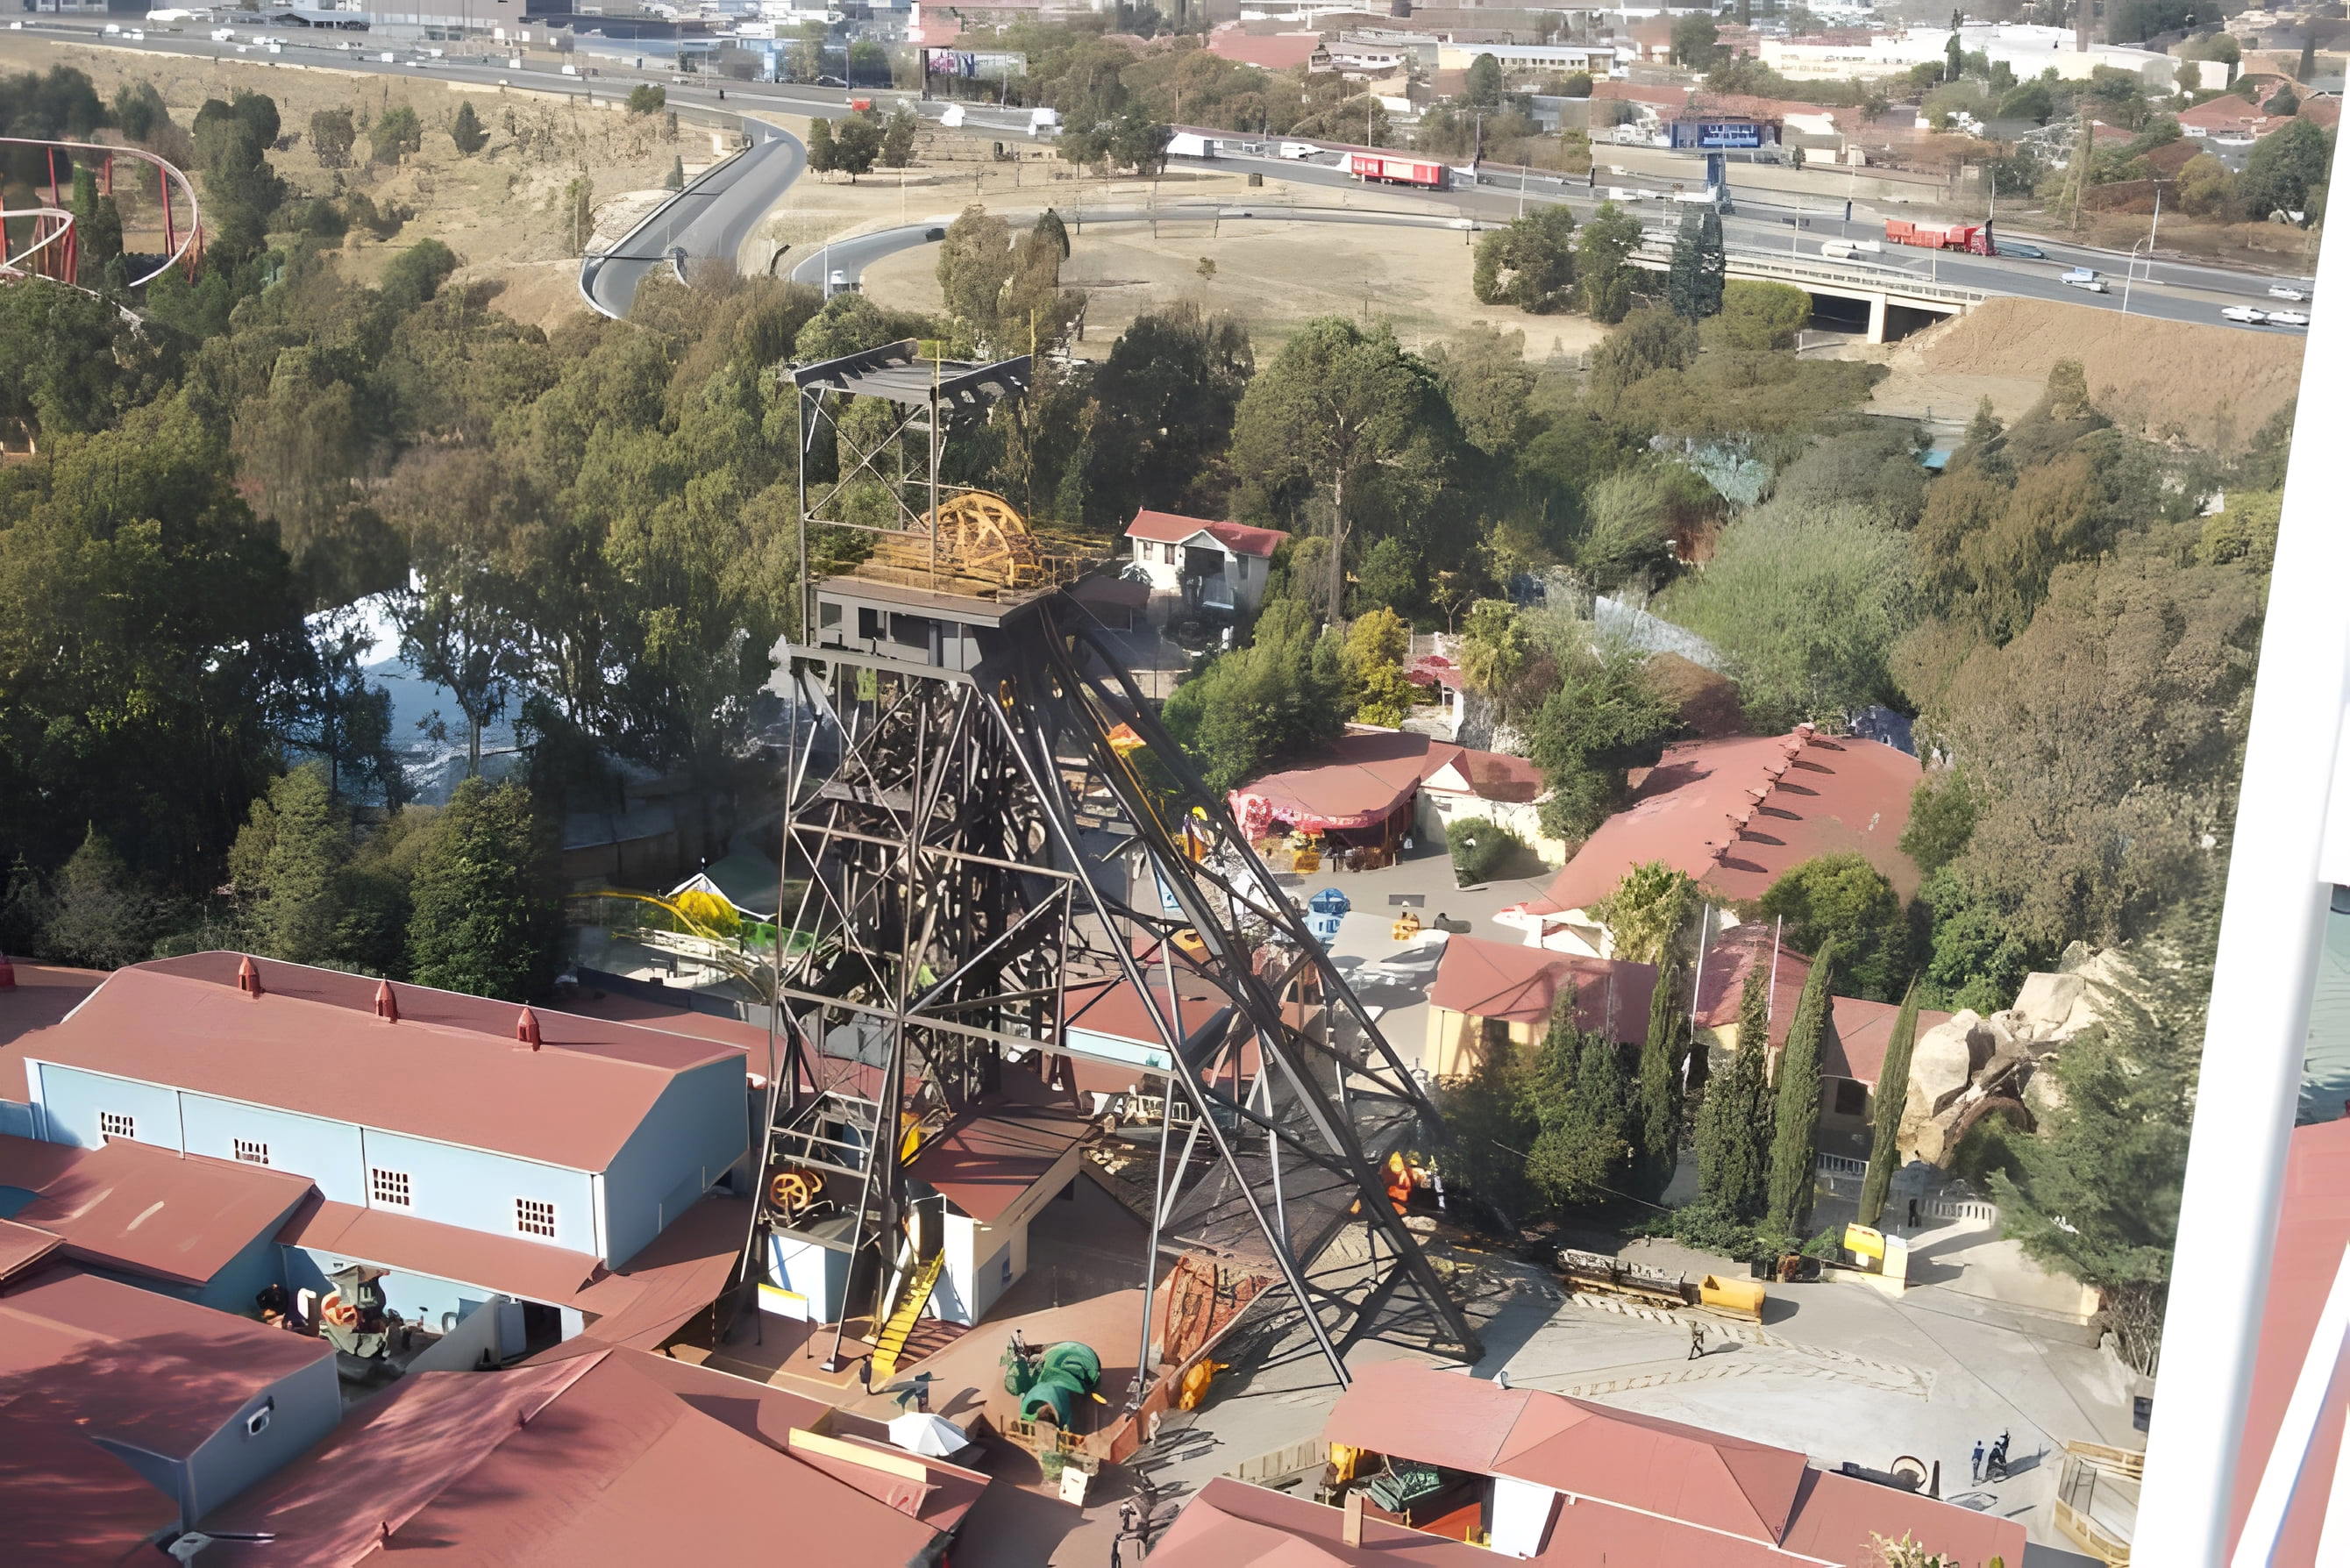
[[925, 48, 1026, 80], [1669, 118, 1773, 150]]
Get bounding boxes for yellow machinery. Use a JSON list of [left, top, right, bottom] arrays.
[[1698, 1275, 1768, 1322], [862, 489, 1096, 597]]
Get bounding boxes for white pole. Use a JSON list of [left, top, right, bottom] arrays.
[[2135, 121, 2350, 1564]]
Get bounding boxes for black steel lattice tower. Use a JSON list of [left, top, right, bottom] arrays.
[[753, 339, 1479, 1392]]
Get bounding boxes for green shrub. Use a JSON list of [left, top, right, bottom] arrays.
[[1447, 816, 1528, 887]]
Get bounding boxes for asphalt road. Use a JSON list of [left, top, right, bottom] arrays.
[[12, 19, 2316, 335], [581, 122, 802, 318]]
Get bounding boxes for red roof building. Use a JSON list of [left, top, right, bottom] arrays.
[[1423, 934, 1656, 1080], [1228, 730, 1555, 863], [12, 1137, 314, 1292], [0, 957, 102, 1101], [1207, 22, 1326, 70], [1497, 727, 1921, 958], [1126, 509, 1290, 617], [1148, 1360, 2026, 1567], [1691, 924, 1953, 1113], [196, 1344, 990, 1567]]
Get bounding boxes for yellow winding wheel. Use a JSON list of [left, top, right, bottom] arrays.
[[866, 489, 1090, 594]]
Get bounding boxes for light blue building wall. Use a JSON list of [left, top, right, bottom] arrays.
[[180, 1096, 367, 1204], [89, 1343, 339, 1528], [357, 1129, 598, 1256], [31, 1063, 181, 1149], [600, 1060, 750, 1267], [0, 1099, 34, 1139], [284, 1244, 497, 1339]]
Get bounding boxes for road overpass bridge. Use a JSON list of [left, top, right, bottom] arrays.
[[1632, 241, 1987, 343]]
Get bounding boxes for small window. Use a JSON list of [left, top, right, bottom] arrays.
[[516, 1197, 558, 1238], [370, 1168, 413, 1208], [233, 1138, 270, 1166], [1833, 1080, 1869, 1117], [857, 606, 884, 640], [1164, 542, 1179, 565], [1481, 1016, 1513, 1054], [1136, 538, 1149, 560], [818, 601, 843, 631], [1236, 555, 1250, 581], [98, 1111, 134, 1141], [244, 1399, 274, 1438]]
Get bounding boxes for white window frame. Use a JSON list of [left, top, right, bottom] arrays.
[[98, 1110, 134, 1141], [515, 1197, 558, 1238], [232, 1137, 270, 1166], [369, 1167, 413, 1208]]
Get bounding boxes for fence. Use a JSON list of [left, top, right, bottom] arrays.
[[1812, 1152, 2000, 1224]]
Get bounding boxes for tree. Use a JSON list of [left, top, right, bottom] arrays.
[[1526, 996, 1632, 1208], [1472, 207, 1578, 313], [1426, 324, 1535, 456], [1945, 28, 1963, 82], [1633, 944, 1685, 1200], [233, 763, 352, 969], [806, 116, 837, 175], [1666, 206, 1726, 320], [626, 83, 667, 116], [1856, 980, 1919, 1228], [1575, 201, 1643, 323], [1671, 13, 1721, 67], [2240, 115, 2329, 217], [41, 829, 163, 970], [1465, 53, 1506, 106], [936, 204, 1015, 327], [1341, 606, 1414, 723], [2300, 32, 2318, 82], [1697, 966, 1774, 1221], [1714, 279, 1807, 349], [1588, 309, 1699, 400], [1990, 902, 2209, 1372], [1108, 109, 1174, 175], [1448, 816, 1530, 884], [1899, 769, 1977, 876], [664, 155, 684, 191], [112, 80, 170, 145], [1998, 80, 2054, 123], [1765, 944, 1835, 1237], [1758, 854, 1907, 1002], [1160, 599, 1344, 790], [881, 105, 918, 167], [310, 107, 356, 168], [832, 113, 883, 181], [1228, 318, 1437, 624], [1558, 71, 1594, 97], [1526, 644, 1674, 845], [2268, 84, 2301, 117], [394, 559, 526, 779], [1437, 1042, 1538, 1221], [2175, 150, 2239, 218], [1034, 206, 1071, 260], [450, 98, 487, 155], [1596, 863, 1693, 966], [371, 103, 424, 165], [405, 776, 560, 1001]]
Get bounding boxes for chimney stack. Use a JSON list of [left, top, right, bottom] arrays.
[[374, 981, 400, 1023], [516, 1006, 542, 1051], [237, 955, 265, 999]]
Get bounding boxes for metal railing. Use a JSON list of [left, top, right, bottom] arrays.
[[1632, 239, 1989, 305]]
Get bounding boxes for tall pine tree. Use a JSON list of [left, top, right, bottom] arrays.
[[406, 776, 561, 1002], [1634, 946, 1684, 1201], [1766, 943, 1836, 1237], [1857, 979, 1920, 1228], [1696, 964, 1772, 1221], [1525, 992, 1632, 1208], [236, 764, 352, 970]]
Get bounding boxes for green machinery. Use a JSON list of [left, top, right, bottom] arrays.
[[1003, 1339, 1105, 1428]]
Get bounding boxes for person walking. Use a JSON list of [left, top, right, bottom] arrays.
[[1687, 1322, 1707, 1361], [1969, 1439, 1985, 1485], [1986, 1430, 2011, 1483]]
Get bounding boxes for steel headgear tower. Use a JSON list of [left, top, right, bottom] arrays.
[[750, 339, 1479, 1394]]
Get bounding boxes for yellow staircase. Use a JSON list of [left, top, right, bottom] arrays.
[[868, 1254, 944, 1384]]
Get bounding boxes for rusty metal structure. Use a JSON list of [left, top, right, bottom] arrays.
[[746, 339, 1478, 1393]]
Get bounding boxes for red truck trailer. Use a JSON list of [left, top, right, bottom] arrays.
[[1883, 218, 1996, 254], [1347, 152, 1447, 189]]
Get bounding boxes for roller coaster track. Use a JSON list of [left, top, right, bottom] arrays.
[[0, 136, 203, 288]]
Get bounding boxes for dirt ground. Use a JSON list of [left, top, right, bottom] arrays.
[[0, 37, 710, 329], [824, 133, 1612, 360], [1851, 294, 2304, 452]]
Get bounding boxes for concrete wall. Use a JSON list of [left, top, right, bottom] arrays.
[[599, 1058, 749, 1268], [404, 1294, 507, 1372], [357, 1128, 596, 1257]]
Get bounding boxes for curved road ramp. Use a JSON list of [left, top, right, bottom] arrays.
[[580, 124, 806, 320]]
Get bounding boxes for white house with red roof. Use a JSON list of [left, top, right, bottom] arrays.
[[1124, 507, 1288, 618]]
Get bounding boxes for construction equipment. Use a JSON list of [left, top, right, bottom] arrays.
[[1556, 1249, 1768, 1322]]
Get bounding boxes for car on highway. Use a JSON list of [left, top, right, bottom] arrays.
[[2268, 285, 2309, 302], [2269, 310, 2311, 327], [923, 227, 945, 241], [2063, 274, 2110, 293], [1998, 242, 2047, 260], [2221, 305, 2271, 324]]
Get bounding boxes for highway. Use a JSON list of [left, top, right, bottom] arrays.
[[5, 18, 2317, 334]]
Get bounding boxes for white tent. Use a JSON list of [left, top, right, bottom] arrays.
[[886, 1412, 970, 1458]]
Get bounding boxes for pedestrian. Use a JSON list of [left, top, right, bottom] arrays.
[[1969, 1439, 1984, 1485], [1907, 1197, 1920, 1230], [1687, 1322, 1707, 1361], [1986, 1430, 2010, 1482]]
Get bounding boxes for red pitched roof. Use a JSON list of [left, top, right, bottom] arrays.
[[1229, 731, 1542, 835], [199, 1347, 977, 1567], [0, 1216, 60, 1284], [1207, 23, 1323, 69], [0, 959, 102, 1101], [0, 1265, 332, 1462], [1592, 80, 1693, 111], [279, 1194, 606, 1308], [1428, 935, 1656, 1045], [1150, 1476, 1486, 1566], [27, 954, 742, 1172], [1126, 507, 1289, 558], [0, 1129, 88, 1193], [1506, 730, 1922, 921], [903, 1090, 1093, 1222], [1315, 1361, 2026, 1566], [11, 1137, 314, 1288], [1691, 925, 1951, 1087]]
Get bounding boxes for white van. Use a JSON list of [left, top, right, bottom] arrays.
[[1821, 239, 1860, 260]]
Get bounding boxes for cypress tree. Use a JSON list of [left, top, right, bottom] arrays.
[[1696, 964, 1772, 1221], [1666, 207, 1727, 320], [1766, 944, 1836, 1237], [1525, 992, 1633, 1208], [807, 116, 837, 176], [451, 99, 488, 156], [239, 764, 352, 969], [1857, 979, 1921, 1229], [2299, 32, 2317, 83], [1633, 946, 1684, 1201], [406, 776, 561, 1001]]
